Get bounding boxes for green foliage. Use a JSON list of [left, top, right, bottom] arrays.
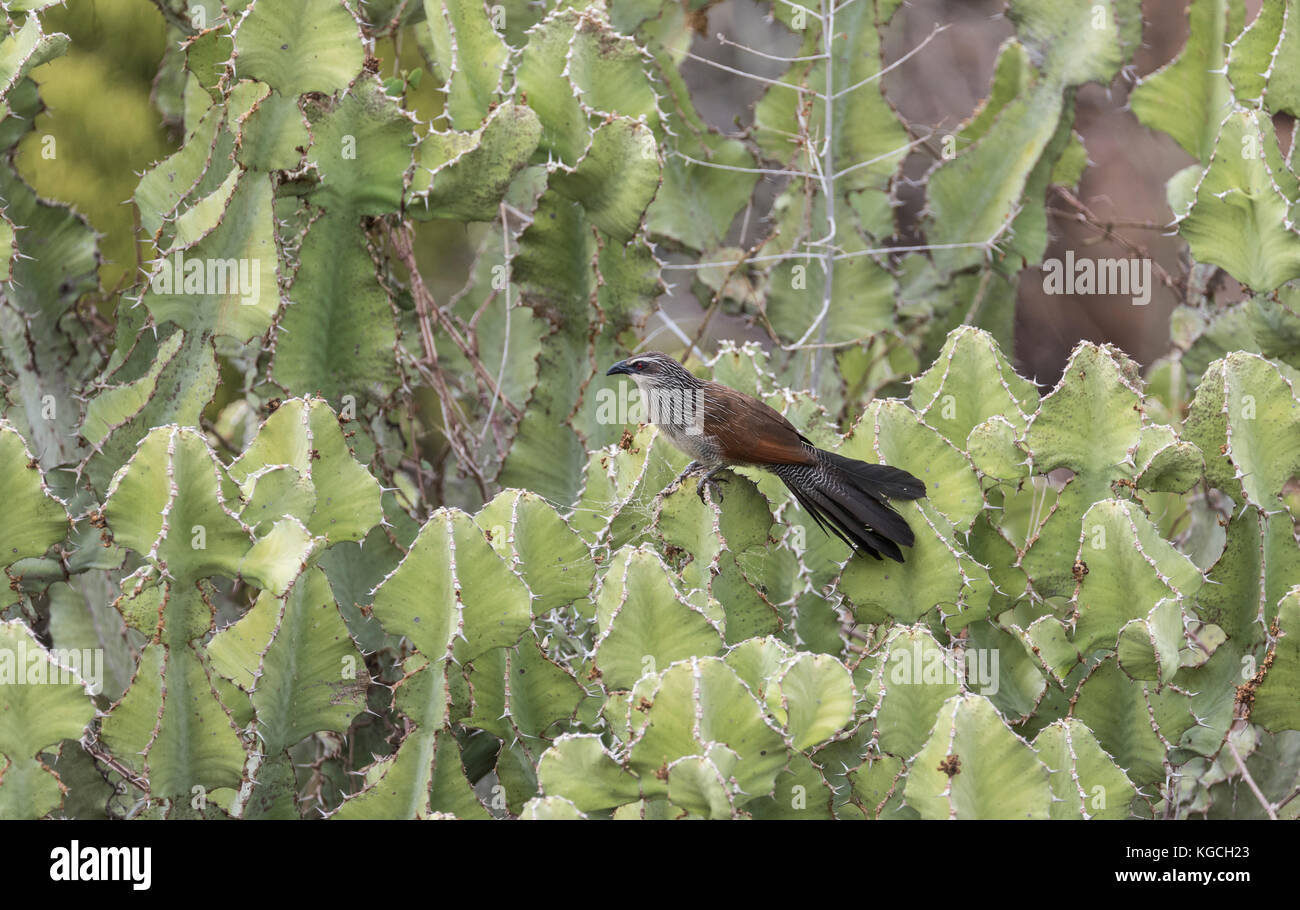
[[0, 0, 1297, 820], [0, 620, 96, 818]]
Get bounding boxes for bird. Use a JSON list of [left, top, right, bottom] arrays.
[[606, 352, 926, 563]]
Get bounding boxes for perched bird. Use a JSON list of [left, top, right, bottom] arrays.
[[606, 352, 926, 563]]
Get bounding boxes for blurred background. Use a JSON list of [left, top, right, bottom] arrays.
[[20, 0, 1273, 387]]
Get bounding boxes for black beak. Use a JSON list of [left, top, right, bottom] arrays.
[[606, 360, 632, 376]]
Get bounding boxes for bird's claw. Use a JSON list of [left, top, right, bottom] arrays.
[[696, 472, 728, 505], [666, 462, 727, 504], [671, 461, 703, 488]]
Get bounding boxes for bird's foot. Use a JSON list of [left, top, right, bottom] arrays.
[[666, 461, 727, 504], [671, 460, 704, 488], [696, 466, 728, 505]]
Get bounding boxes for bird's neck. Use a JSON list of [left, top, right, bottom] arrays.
[[635, 378, 707, 433]]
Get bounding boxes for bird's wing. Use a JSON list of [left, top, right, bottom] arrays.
[[701, 381, 817, 466]]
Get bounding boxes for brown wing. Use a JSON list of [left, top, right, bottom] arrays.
[[701, 381, 817, 466]]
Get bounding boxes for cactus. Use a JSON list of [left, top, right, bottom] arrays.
[[0, 0, 1298, 820], [514, 326, 1299, 817], [0, 621, 96, 818], [906, 694, 1053, 819], [0, 14, 97, 473]]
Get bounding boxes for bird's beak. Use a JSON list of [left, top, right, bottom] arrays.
[[606, 360, 632, 377]]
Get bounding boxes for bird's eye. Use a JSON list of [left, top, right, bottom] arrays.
[[634, 361, 645, 371]]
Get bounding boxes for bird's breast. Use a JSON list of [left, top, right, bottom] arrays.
[[656, 419, 724, 466]]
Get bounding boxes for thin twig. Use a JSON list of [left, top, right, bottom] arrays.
[[1043, 208, 1169, 231], [685, 51, 822, 95], [715, 34, 828, 63], [1227, 734, 1279, 820], [480, 202, 514, 440], [682, 237, 766, 364], [832, 132, 932, 180], [84, 739, 150, 795], [830, 23, 949, 100], [201, 417, 242, 459], [659, 250, 823, 271], [383, 221, 523, 421], [668, 149, 816, 179], [1048, 186, 1182, 299]]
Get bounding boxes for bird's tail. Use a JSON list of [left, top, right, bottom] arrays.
[[774, 449, 926, 563]]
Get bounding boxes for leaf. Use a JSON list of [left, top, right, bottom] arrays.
[[233, 0, 364, 97], [0, 620, 96, 818], [209, 567, 368, 754], [1186, 352, 1300, 509], [906, 694, 1052, 819], [370, 507, 532, 664], [1252, 588, 1300, 731], [0, 421, 67, 567], [1173, 110, 1300, 292], [411, 101, 542, 222], [627, 657, 788, 808], [1033, 718, 1137, 818], [593, 547, 724, 689], [872, 626, 963, 759], [769, 653, 855, 751], [228, 397, 383, 544], [1129, 0, 1235, 161], [421, 0, 509, 131], [550, 118, 660, 242], [910, 325, 1040, 445], [474, 489, 596, 614]]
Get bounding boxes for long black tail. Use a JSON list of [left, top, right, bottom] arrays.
[[773, 450, 926, 563]]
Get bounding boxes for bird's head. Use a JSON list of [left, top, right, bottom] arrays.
[[605, 352, 695, 388]]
